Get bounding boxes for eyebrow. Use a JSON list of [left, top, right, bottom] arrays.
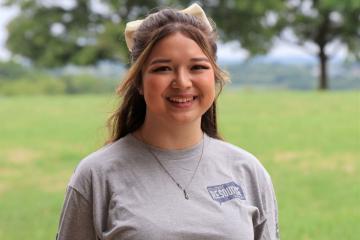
[[149, 59, 171, 65], [190, 57, 210, 62], [149, 57, 210, 66]]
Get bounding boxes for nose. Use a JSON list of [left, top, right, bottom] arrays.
[[172, 68, 192, 89]]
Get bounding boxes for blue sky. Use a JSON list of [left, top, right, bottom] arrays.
[[0, 3, 347, 63]]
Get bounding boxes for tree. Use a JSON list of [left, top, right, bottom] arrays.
[[197, 0, 359, 90], [6, 1, 358, 91], [2, 0, 162, 67], [198, 0, 285, 55], [277, 0, 360, 90], [3, 0, 286, 68]]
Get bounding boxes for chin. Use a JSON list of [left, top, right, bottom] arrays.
[[168, 114, 202, 126]]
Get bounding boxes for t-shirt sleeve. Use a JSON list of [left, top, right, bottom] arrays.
[[254, 172, 280, 240], [56, 186, 98, 240]]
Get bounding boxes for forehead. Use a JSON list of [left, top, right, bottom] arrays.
[[146, 32, 208, 61]]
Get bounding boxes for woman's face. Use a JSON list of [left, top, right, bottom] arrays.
[[141, 32, 215, 127]]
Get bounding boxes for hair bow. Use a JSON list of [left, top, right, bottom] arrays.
[[124, 3, 212, 52]]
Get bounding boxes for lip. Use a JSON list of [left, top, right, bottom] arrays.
[[166, 94, 198, 108]]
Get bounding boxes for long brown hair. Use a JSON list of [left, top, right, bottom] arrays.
[[107, 8, 228, 143]]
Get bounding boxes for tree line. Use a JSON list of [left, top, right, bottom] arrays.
[[2, 0, 359, 90], [1, 60, 358, 95]]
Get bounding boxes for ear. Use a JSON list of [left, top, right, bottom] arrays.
[[138, 86, 143, 95], [135, 76, 143, 95]]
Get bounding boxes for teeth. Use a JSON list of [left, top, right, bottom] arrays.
[[169, 97, 194, 103]]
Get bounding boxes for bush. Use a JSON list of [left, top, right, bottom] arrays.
[[60, 74, 118, 94], [0, 61, 120, 95], [0, 75, 66, 96]]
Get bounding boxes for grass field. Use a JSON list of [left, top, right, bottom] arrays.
[[0, 90, 359, 239]]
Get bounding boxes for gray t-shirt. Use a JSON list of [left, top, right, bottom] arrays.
[[56, 134, 280, 240]]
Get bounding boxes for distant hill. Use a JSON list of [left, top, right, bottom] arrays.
[[220, 60, 359, 90]]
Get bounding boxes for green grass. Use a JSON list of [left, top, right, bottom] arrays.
[[0, 90, 359, 239]]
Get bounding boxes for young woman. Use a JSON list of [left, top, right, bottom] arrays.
[[56, 4, 279, 240]]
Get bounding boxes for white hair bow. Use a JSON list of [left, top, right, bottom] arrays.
[[124, 3, 212, 52]]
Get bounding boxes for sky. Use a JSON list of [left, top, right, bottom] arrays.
[[0, 3, 348, 64], [0, 4, 18, 60]]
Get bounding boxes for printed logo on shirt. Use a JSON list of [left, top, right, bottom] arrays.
[[207, 181, 245, 204]]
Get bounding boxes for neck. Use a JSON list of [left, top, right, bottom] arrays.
[[134, 119, 203, 150]]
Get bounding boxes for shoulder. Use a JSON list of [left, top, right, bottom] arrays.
[[208, 137, 254, 158], [67, 135, 140, 197], [73, 135, 133, 173], [208, 137, 269, 171], [206, 136, 273, 187]]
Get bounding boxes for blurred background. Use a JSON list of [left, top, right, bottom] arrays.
[[0, 0, 359, 239]]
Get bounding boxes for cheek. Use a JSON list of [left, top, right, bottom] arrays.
[[143, 76, 169, 100], [199, 73, 216, 99]]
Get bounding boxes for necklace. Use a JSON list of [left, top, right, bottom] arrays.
[[141, 133, 205, 200]]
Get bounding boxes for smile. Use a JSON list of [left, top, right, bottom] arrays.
[[167, 96, 198, 103]]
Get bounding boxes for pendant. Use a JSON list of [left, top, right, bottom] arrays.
[[184, 189, 189, 200]]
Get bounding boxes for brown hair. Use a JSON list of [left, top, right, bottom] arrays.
[[107, 8, 228, 143]]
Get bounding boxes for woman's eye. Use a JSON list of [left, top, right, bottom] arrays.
[[191, 65, 210, 70], [152, 66, 171, 72]]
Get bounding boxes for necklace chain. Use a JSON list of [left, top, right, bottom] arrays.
[[142, 133, 205, 200]]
